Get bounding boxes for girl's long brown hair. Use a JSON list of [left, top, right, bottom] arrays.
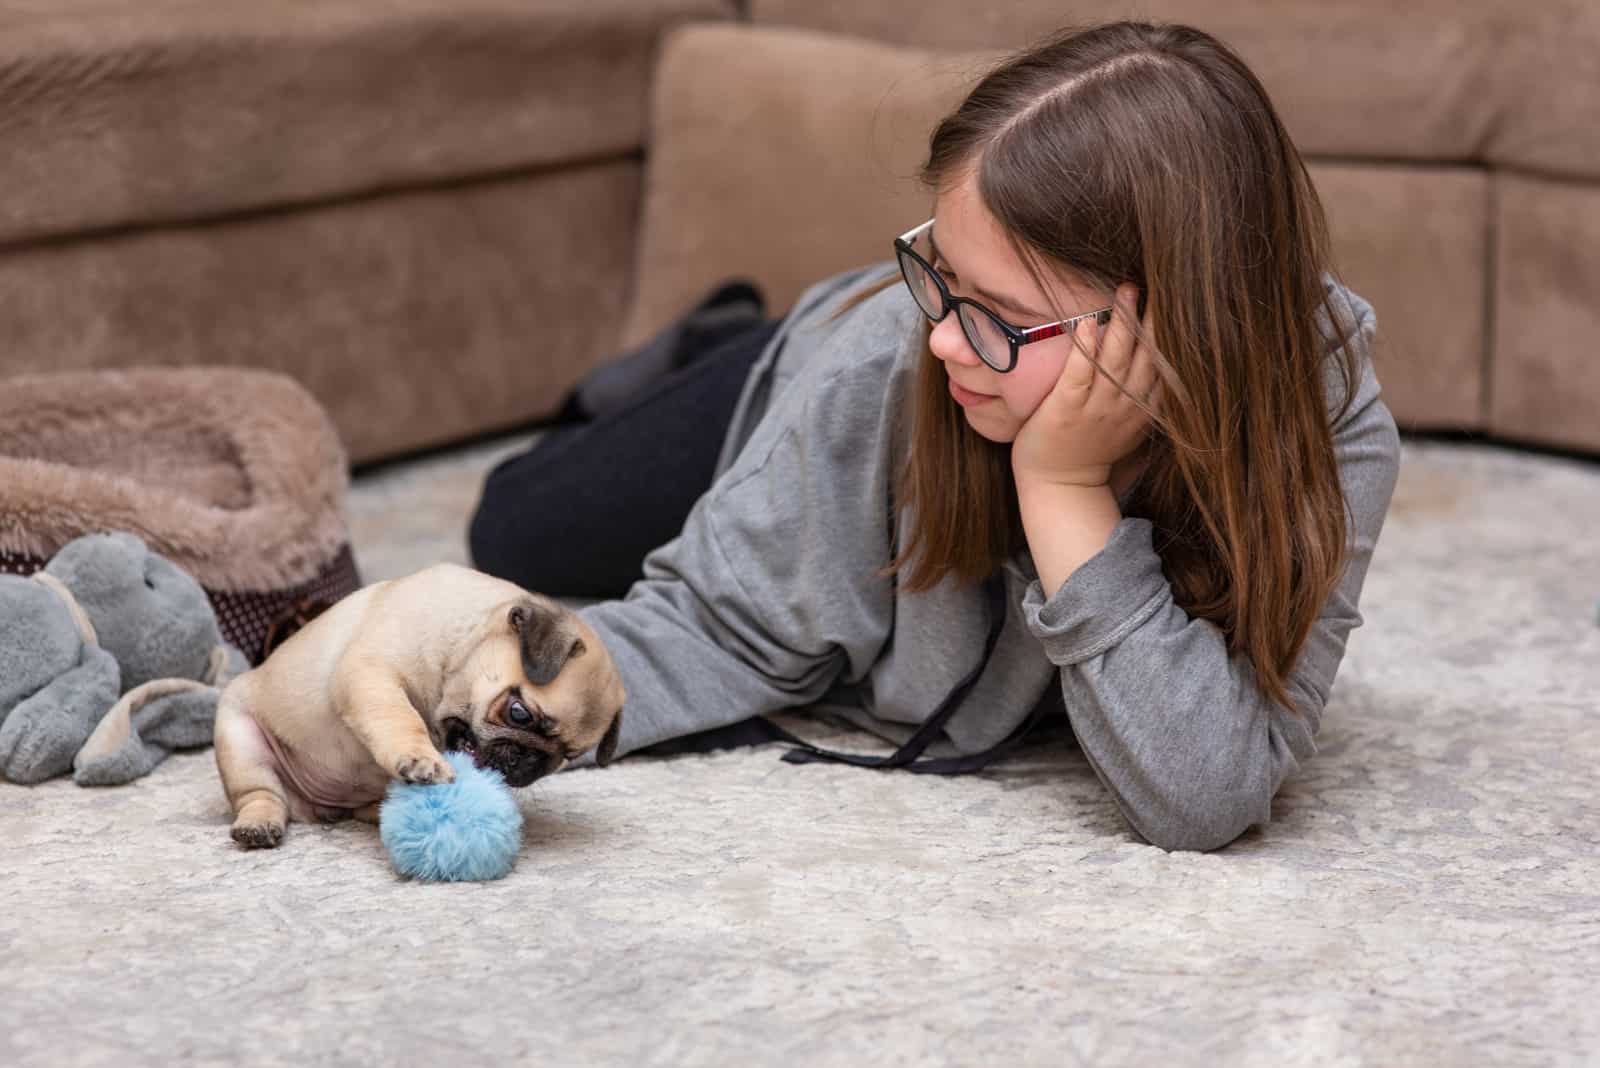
[[879, 21, 1363, 715]]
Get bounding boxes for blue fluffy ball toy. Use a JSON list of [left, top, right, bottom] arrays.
[[379, 750, 523, 881]]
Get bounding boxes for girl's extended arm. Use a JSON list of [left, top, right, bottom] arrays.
[[578, 324, 906, 760]]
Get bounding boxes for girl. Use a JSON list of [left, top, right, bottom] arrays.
[[469, 20, 1401, 852]]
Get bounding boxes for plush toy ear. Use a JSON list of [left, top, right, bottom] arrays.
[[72, 677, 217, 786], [508, 600, 571, 686]]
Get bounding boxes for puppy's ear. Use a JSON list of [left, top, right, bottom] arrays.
[[595, 709, 622, 768], [508, 599, 570, 686]]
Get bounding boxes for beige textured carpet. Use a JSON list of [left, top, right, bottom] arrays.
[[3, 435, 1597, 1067]]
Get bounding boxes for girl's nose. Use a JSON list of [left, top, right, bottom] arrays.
[[927, 312, 981, 367]]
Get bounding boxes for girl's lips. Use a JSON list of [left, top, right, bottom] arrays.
[[949, 379, 996, 407]]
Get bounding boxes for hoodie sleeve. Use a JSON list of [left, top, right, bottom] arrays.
[[1020, 297, 1401, 852], [577, 300, 908, 760]]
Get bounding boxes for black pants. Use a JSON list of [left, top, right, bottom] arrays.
[[468, 316, 781, 599]]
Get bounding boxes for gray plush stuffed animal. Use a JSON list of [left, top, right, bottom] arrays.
[[0, 531, 247, 785]]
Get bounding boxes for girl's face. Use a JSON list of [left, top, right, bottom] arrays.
[[925, 172, 1108, 444]]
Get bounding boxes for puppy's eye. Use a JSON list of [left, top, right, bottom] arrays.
[[506, 697, 533, 726]]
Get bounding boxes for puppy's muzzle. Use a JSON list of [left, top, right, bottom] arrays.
[[489, 741, 553, 788], [443, 718, 556, 788]]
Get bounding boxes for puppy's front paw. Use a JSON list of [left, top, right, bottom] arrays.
[[231, 818, 285, 850], [392, 751, 454, 785]]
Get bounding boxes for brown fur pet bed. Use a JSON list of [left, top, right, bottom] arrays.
[[0, 367, 360, 663]]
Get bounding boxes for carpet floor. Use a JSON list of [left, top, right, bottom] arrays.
[[4, 435, 1596, 1067]]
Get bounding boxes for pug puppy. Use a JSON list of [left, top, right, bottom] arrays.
[[213, 564, 624, 849]]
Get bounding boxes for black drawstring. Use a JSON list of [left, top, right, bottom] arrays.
[[776, 574, 1043, 775]]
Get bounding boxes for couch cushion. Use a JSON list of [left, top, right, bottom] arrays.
[[623, 24, 1492, 432], [0, 162, 641, 466], [1489, 174, 1600, 451], [1313, 163, 1488, 430], [0, 0, 730, 245], [622, 26, 982, 347], [751, 0, 1600, 182]]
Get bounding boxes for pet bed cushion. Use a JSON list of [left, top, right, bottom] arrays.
[[0, 367, 360, 664]]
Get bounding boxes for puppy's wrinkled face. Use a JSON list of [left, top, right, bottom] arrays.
[[438, 596, 624, 787]]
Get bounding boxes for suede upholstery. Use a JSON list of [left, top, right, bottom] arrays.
[[1313, 163, 1489, 431], [751, 0, 1600, 180], [0, 0, 730, 464], [1491, 174, 1600, 450], [620, 28, 983, 349], [0, 0, 730, 244], [0, 0, 1593, 459], [0, 162, 641, 464]]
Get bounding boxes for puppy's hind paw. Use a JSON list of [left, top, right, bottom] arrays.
[[392, 752, 454, 785], [231, 819, 286, 850]]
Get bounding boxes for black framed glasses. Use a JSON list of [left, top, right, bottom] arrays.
[[894, 218, 1113, 373]]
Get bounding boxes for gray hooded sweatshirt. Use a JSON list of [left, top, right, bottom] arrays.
[[581, 264, 1401, 852]]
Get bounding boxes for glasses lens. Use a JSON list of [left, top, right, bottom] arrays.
[[897, 249, 945, 322], [958, 304, 1011, 371]]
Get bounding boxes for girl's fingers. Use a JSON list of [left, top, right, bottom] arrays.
[[1108, 286, 1160, 408], [1123, 352, 1158, 411], [1060, 313, 1100, 392], [1123, 320, 1159, 403], [1094, 284, 1141, 382], [1144, 379, 1164, 419]]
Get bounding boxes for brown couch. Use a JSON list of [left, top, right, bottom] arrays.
[[0, 0, 732, 465], [2, 1, 1596, 460]]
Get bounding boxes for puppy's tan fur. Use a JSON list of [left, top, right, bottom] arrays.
[[214, 564, 623, 849]]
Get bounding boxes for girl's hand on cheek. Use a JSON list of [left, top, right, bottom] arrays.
[[1011, 283, 1161, 488]]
